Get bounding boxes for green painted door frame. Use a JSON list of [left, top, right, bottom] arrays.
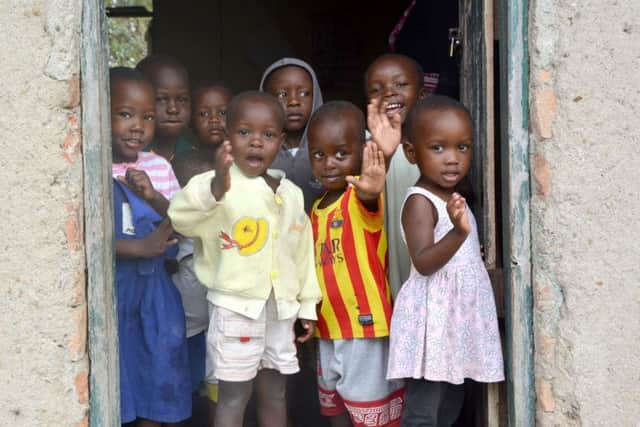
[[498, 0, 535, 425], [81, 0, 534, 425]]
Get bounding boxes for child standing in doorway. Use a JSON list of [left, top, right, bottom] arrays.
[[387, 96, 504, 426], [259, 58, 324, 212], [364, 53, 426, 296], [168, 91, 322, 427], [191, 82, 232, 153], [308, 101, 404, 427], [137, 54, 193, 162], [110, 67, 191, 426]]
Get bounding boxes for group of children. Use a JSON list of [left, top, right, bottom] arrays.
[[111, 52, 504, 427]]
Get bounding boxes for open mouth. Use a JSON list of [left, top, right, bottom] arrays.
[[246, 154, 263, 167], [321, 175, 343, 183], [385, 102, 404, 115]]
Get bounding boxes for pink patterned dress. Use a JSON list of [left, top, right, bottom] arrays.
[[387, 187, 504, 384]]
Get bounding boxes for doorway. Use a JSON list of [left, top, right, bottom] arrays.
[[84, 0, 534, 426]]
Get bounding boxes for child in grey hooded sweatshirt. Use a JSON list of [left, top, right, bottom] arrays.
[[259, 58, 324, 212]]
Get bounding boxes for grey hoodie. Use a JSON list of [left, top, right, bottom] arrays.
[[259, 58, 324, 212]]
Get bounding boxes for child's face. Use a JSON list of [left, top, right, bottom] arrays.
[[265, 66, 313, 133], [366, 57, 425, 123], [110, 80, 156, 163], [308, 115, 363, 192], [192, 87, 231, 147], [228, 99, 285, 178], [405, 109, 473, 192], [146, 64, 191, 139]]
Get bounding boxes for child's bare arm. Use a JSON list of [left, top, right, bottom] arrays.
[[346, 141, 386, 211], [367, 97, 401, 169], [211, 141, 233, 200], [118, 169, 170, 216], [403, 193, 470, 276], [116, 218, 177, 258]]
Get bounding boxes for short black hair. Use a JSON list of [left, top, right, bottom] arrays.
[[171, 150, 215, 188], [308, 101, 366, 143], [136, 54, 189, 81], [403, 95, 472, 143], [109, 66, 149, 85], [364, 53, 424, 93], [191, 81, 232, 101], [225, 91, 285, 130]]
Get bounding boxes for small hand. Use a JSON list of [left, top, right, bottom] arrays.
[[212, 141, 233, 200], [446, 192, 471, 236], [119, 168, 156, 202], [297, 319, 316, 343], [367, 97, 402, 160], [345, 141, 386, 201], [142, 218, 178, 257]]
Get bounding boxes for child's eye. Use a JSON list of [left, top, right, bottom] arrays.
[[311, 151, 324, 160], [219, 110, 227, 116], [238, 129, 249, 136], [264, 131, 275, 138], [199, 111, 210, 118], [395, 81, 409, 88], [277, 91, 287, 99], [156, 96, 168, 103], [431, 145, 444, 153], [368, 87, 381, 95], [118, 111, 131, 119], [458, 144, 470, 152], [335, 151, 347, 159], [144, 114, 155, 121], [178, 96, 190, 103], [300, 90, 310, 97]]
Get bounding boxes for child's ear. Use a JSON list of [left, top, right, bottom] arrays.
[[402, 141, 418, 164], [279, 132, 286, 148], [418, 86, 427, 100]]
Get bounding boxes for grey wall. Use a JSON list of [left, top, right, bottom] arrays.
[[0, 1, 88, 426], [529, 0, 640, 425]]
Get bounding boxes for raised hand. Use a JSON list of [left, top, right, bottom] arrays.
[[446, 192, 471, 236], [367, 97, 402, 161], [120, 168, 156, 202], [346, 141, 386, 202], [142, 218, 178, 257], [212, 140, 233, 200]]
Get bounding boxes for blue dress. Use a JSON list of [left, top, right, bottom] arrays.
[[113, 179, 192, 423]]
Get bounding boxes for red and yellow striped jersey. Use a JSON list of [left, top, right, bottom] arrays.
[[310, 186, 392, 339]]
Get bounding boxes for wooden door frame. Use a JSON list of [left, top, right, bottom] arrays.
[[82, 0, 120, 426], [81, 0, 534, 425], [498, 0, 535, 425]]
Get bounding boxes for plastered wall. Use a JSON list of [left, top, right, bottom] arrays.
[[529, 0, 640, 425], [0, 1, 88, 426]]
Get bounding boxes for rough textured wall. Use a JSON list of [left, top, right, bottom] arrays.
[[0, 1, 87, 426], [529, 0, 640, 425]]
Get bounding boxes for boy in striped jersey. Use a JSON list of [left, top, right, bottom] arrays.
[[308, 101, 404, 427]]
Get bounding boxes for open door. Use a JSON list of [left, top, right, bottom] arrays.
[[459, 0, 505, 426]]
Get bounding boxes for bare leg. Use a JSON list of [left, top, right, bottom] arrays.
[[328, 413, 352, 427], [255, 369, 287, 427], [136, 419, 161, 427], [214, 379, 254, 427]]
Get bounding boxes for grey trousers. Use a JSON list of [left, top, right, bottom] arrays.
[[400, 379, 465, 427]]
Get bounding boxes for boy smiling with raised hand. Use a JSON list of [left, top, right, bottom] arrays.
[[168, 91, 321, 427]]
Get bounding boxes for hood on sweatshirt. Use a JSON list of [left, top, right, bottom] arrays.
[[259, 58, 325, 211]]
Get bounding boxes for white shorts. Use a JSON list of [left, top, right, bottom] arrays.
[[206, 295, 299, 382]]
